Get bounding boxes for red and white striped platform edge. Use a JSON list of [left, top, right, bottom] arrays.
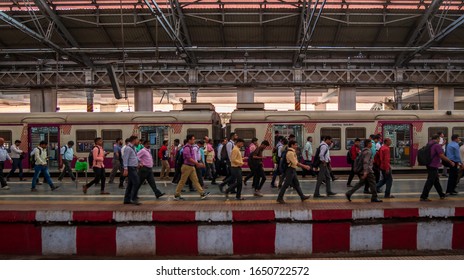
[[1, 207, 464, 256]]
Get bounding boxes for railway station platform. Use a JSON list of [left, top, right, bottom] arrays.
[[1, 175, 464, 258]]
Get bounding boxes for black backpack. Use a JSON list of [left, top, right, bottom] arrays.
[[279, 148, 289, 173], [221, 143, 230, 161], [175, 148, 184, 167], [417, 143, 436, 166], [346, 150, 354, 164], [88, 146, 100, 168]]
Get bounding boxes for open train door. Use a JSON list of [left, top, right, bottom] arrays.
[[382, 123, 412, 168]]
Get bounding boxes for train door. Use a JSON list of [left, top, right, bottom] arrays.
[[272, 124, 304, 147], [29, 126, 60, 170], [382, 124, 412, 167], [139, 126, 168, 168]]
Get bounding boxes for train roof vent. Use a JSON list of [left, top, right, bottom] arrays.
[[236, 103, 265, 110], [182, 103, 215, 111]]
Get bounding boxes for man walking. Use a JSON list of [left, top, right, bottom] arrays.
[[376, 138, 394, 198], [159, 140, 170, 180], [58, 141, 76, 182], [31, 141, 59, 192], [6, 140, 26, 182], [314, 136, 337, 197], [0, 137, 12, 190], [108, 138, 124, 188], [302, 136, 314, 178], [345, 139, 382, 202], [277, 140, 311, 204], [250, 140, 270, 197], [204, 136, 217, 184], [420, 134, 454, 201], [174, 134, 210, 200], [243, 137, 258, 185], [83, 137, 110, 195], [225, 138, 246, 200], [123, 136, 141, 205], [219, 132, 238, 192], [346, 138, 361, 188], [445, 134, 462, 195], [137, 140, 165, 199]]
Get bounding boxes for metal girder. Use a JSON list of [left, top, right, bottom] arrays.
[[1, 67, 464, 89], [399, 13, 464, 66], [395, 0, 444, 67], [33, 0, 93, 68], [293, 0, 327, 67], [0, 11, 91, 67], [143, 0, 196, 66]]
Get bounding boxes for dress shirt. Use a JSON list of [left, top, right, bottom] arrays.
[[226, 140, 234, 159], [0, 146, 11, 161], [10, 144, 23, 159], [182, 144, 195, 166], [319, 142, 331, 163], [303, 141, 313, 161], [217, 144, 223, 160], [137, 147, 153, 168], [60, 145, 74, 161], [230, 146, 244, 167], [446, 141, 461, 163], [122, 144, 138, 169]]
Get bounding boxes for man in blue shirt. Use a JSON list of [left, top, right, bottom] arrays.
[[109, 138, 124, 188], [58, 141, 76, 182], [446, 134, 462, 195]]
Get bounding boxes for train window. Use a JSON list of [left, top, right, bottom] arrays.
[[187, 129, 209, 141], [76, 130, 97, 153], [346, 128, 366, 150], [452, 127, 464, 138], [102, 129, 123, 152], [0, 130, 12, 150], [320, 128, 341, 150], [234, 128, 256, 144], [428, 127, 448, 140]]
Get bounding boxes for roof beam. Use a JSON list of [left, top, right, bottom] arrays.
[[0, 11, 90, 67], [398, 13, 464, 65], [395, 0, 443, 67], [144, 0, 196, 66], [33, 0, 93, 68]]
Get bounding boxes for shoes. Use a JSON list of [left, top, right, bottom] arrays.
[[31, 188, 37, 192], [181, 189, 186, 193], [118, 185, 125, 189], [37, 182, 43, 185], [345, 192, 352, 202], [321, 181, 326, 185], [82, 185, 88, 194], [124, 200, 141, 205], [446, 192, 458, 195], [253, 191, 264, 197], [211, 182, 217, 185], [20, 178, 27, 181], [327, 192, 337, 196], [371, 198, 383, 202], [276, 199, 285, 204], [58, 179, 63, 182], [420, 198, 432, 202], [1, 185, 10, 190], [363, 190, 372, 194], [100, 191, 110, 195], [236, 197, 246, 200], [243, 180, 247, 186], [301, 195, 311, 202], [201, 192, 211, 200], [384, 195, 395, 198], [332, 177, 339, 181], [225, 189, 230, 199], [174, 196, 185, 201], [440, 195, 446, 200], [377, 189, 383, 193], [156, 193, 165, 199], [313, 194, 325, 198], [51, 185, 60, 191], [189, 188, 195, 192]]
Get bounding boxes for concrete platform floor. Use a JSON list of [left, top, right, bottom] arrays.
[[1, 174, 463, 211]]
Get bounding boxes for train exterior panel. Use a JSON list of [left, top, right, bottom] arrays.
[[230, 110, 464, 171], [0, 109, 222, 171]]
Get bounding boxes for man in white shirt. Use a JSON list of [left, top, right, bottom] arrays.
[[314, 136, 337, 197], [0, 137, 12, 190], [31, 141, 58, 192], [6, 140, 26, 182], [58, 141, 76, 182], [302, 136, 315, 178], [439, 132, 448, 177]]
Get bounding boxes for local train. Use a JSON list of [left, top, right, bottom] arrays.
[[0, 102, 461, 172]]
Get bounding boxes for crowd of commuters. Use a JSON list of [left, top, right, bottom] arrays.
[[0, 129, 462, 204]]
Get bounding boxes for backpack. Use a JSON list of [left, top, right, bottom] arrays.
[[279, 148, 289, 173], [175, 148, 184, 167], [59, 145, 68, 168], [354, 152, 364, 174], [346, 150, 354, 164], [88, 146, 101, 168], [221, 143, 229, 161], [417, 143, 436, 166], [312, 145, 328, 168], [30, 147, 42, 167]]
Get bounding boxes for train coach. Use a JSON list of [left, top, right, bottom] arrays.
[[0, 103, 222, 172], [230, 103, 464, 171]]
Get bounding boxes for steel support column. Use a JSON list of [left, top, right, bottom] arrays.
[[394, 87, 404, 110], [294, 87, 302, 111], [189, 87, 198, 103], [30, 88, 57, 112], [134, 87, 154, 112], [434, 87, 454, 110]]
